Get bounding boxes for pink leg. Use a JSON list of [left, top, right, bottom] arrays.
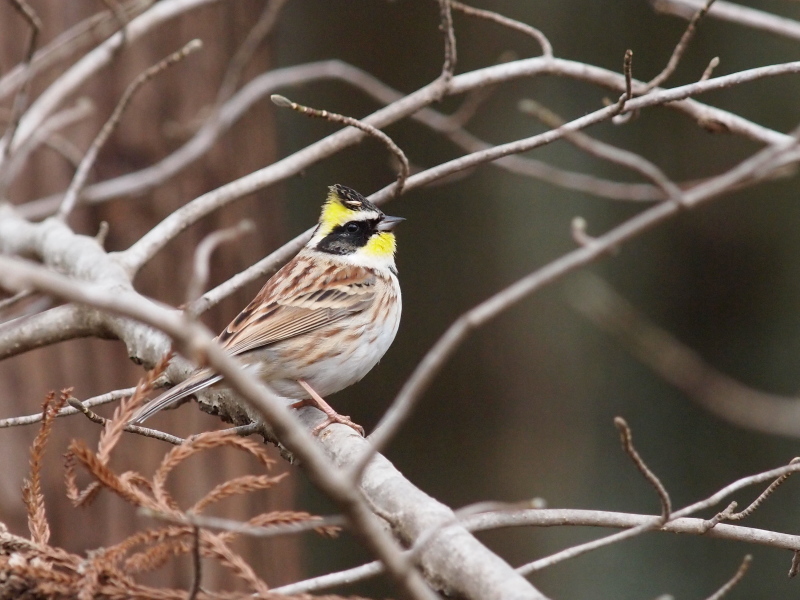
[[292, 380, 364, 436]]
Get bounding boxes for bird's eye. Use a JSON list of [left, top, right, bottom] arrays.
[[345, 222, 360, 233]]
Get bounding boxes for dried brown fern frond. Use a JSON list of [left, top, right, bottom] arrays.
[[151, 429, 275, 508], [96, 351, 173, 464], [66, 439, 153, 508], [247, 510, 341, 538], [22, 389, 70, 545], [0, 536, 369, 599], [191, 472, 287, 513]]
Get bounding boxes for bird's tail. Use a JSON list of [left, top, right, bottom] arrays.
[[130, 370, 222, 424]]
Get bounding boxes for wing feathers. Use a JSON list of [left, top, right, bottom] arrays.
[[217, 255, 377, 357], [131, 370, 222, 423]]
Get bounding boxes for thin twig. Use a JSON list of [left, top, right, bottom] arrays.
[[790, 551, 800, 578], [645, 0, 717, 92], [517, 517, 665, 575], [271, 93, 410, 197], [67, 396, 185, 445], [569, 263, 800, 439], [0, 289, 35, 313], [614, 417, 671, 521], [651, 0, 800, 43], [0, 97, 94, 195], [705, 555, 752, 600], [352, 126, 800, 483], [611, 49, 635, 122], [0, 0, 42, 159], [721, 457, 800, 522], [0, 387, 136, 428], [519, 99, 682, 203], [438, 0, 457, 83], [99, 0, 129, 45], [120, 57, 800, 272], [185, 219, 254, 306], [450, 1, 552, 58], [216, 0, 288, 105], [56, 38, 203, 221], [700, 56, 720, 81]]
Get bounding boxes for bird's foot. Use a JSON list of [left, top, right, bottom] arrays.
[[292, 380, 365, 437]]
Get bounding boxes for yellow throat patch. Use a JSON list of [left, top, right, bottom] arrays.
[[363, 231, 397, 258]]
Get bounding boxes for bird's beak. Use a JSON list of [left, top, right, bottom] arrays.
[[377, 215, 405, 231]]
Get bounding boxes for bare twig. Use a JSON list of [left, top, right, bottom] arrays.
[[67, 396, 185, 445], [645, 0, 717, 92], [271, 93, 410, 197], [0, 289, 34, 314], [651, 0, 800, 43], [517, 517, 665, 575], [700, 56, 720, 81], [353, 124, 800, 481], [56, 39, 203, 220], [0, 0, 42, 158], [99, 0, 129, 44], [0, 1, 153, 101], [722, 457, 800, 522], [0, 98, 94, 195], [519, 99, 682, 203], [438, 0, 457, 82], [790, 551, 800, 578], [450, 1, 553, 58], [8, 0, 222, 157], [615, 417, 671, 521], [216, 0, 289, 105], [568, 273, 800, 438], [705, 555, 752, 600], [185, 219, 254, 306], [0, 387, 136, 428]]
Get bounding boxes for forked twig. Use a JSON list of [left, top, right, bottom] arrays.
[[519, 99, 682, 203], [614, 417, 671, 521], [56, 39, 203, 220], [67, 396, 185, 445], [0, 387, 136, 428], [645, 0, 717, 92], [705, 457, 800, 529], [271, 93, 410, 197]]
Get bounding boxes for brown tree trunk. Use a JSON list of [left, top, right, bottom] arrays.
[[0, 0, 298, 590]]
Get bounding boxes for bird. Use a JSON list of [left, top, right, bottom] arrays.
[[131, 184, 403, 435]]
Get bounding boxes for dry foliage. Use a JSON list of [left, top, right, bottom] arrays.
[[0, 372, 363, 600]]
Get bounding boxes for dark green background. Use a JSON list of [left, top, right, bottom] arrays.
[[270, 1, 800, 598]]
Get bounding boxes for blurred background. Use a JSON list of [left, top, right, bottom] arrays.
[[1, 0, 800, 598]]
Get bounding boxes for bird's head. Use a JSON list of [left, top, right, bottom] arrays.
[[310, 184, 404, 268]]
